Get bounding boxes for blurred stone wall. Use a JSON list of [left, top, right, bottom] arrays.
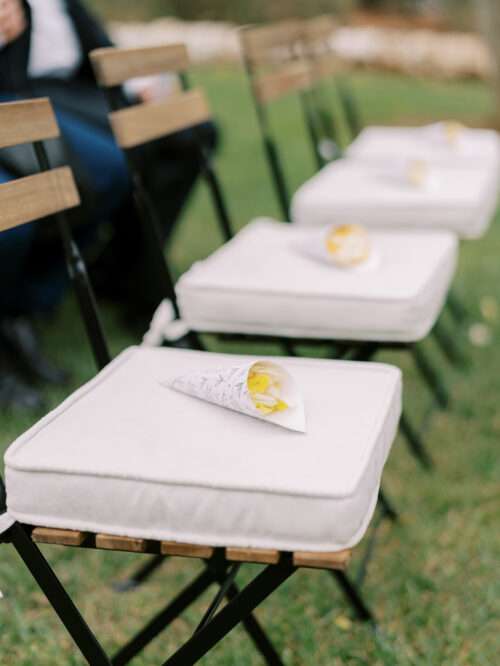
[[110, 17, 492, 81], [89, 0, 355, 22]]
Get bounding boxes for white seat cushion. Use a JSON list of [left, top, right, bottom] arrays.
[[176, 219, 457, 342], [5, 346, 401, 552], [291, 159, 498, 239], [346, 126, 500, 175]]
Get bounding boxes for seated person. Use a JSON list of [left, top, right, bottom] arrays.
[[0, 0, 217, 409]]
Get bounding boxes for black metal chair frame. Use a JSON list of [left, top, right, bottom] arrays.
[[0, 119, 379, 666]]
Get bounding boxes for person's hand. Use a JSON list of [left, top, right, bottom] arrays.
[[135, 83, 158, 105], [129, 74, 178, 104], [0, 0, 26, 45]]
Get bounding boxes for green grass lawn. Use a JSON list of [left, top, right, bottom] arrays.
[[1, 67, 499, 664]]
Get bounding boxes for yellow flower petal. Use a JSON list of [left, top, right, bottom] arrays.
[[325, 224, 370, 266], [248, 372, 271, 394], [249, 370, 289, 415]]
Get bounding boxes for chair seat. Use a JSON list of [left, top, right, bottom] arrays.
[[291, 159, 498, 239], [176, 219, 457, 342], [346, 125, 500, 175], [4, 346, 401, 552]]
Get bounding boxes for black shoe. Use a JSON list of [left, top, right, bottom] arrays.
[[0, 371, 44, 411], [0, 317, 70, 387]]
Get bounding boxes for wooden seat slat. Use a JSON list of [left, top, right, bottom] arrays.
[[32, 527, 87, 547], [293, 549, 352, 571], [225, 547, 280, 565], [95, 534, 148, 553], [161, 541, 215, 559], [30, 527, 352, 570]]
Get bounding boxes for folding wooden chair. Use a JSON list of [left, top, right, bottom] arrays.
[[0, 97, 402, 665], [297, 15, 499, 327]]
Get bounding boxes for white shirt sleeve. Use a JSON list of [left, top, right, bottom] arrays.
[[27, 0, 83, 79]]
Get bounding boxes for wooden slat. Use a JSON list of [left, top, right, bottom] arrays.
[[226, 547, 280, 565], [293, 549, 352, 571], [90, 44, 189, 87], [161, 541, 215, 559], [303, 15, 337, 44], [253, 61, 312, 103], [32, 528, 87, 547], [0, 98, 59, 149], [109, 88, 210, 149], [310, 53, 343, 81], [0, 167, 80, 232], [95, 534, 147, 553], [240, 21, 302, 64]]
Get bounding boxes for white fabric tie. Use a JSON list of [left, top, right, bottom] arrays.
[[142, 299, 190, 347], [0, 512, 14, 536]]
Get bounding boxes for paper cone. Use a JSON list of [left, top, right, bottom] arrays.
[[300, 224, 379, 272], [421, 121, 466, 150], [164, 360, 306, 432], [377, 158, 439, 190]]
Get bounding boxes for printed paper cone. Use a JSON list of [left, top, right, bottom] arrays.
[[422, 121, 466, 150], [378, 159, 438, 190], [300, 224, 379, 272], [165, 360, 306, 432]]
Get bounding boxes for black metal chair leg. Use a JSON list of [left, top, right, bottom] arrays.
[[432, 320, 469, 370], [281, 340, 297, 357], [411, 344, 450, 409], [354, 510, 384, 588], [399, 411, 434, 470], [329, 570, 375, 624], [378, 488, 398, 523], [114, 553, 166, 592], [9, 523, 111, 666], [447, 288, 469, 324], [212, 566, 286, 666], [162, 561, 296, 666]]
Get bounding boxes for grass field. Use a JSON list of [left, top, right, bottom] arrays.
[[1, 67, 499, 664]]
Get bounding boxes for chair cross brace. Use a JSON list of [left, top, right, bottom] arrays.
[[161, 557, 297, 666]]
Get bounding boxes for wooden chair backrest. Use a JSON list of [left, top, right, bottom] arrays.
[[301, 16, 342, 82], [90, 44, 211, 149], [302, 15, 337, 48], [0, 99, 80, 233], [240, 22, 313, 104], [240, 20, 302, 65]]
